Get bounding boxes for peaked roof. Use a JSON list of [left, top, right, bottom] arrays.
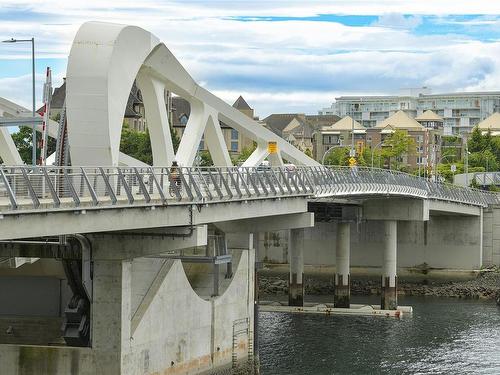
[[262, 113, 304, 134], [375, 110, 424, 130], [322, 116, 364, 131], [477, 112, 500, 130], [232, 96, 251, 110], [415, 110, 443, 122]]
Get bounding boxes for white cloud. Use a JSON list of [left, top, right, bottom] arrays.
[[0, 1, 499, 115], [373, 13, 422, 29]]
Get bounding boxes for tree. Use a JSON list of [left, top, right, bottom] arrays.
[[324, 147, 349, 166], [119, 123, 183, 165], [468, 127, 484, 153], [199, 150, 213, 167], [381, 130, 416, 170], [11, 127, 56, 164], [171, 126, 181, 153], [120, 125, 153, 164], [234, 143, 257, 165], [304, 148, 313, 158], [468, 149, 498, 171]]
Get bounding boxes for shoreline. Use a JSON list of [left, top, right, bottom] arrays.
[[258, 267, 500, 302]]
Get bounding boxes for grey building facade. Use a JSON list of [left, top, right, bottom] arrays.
[[320, 88, 500, 135]]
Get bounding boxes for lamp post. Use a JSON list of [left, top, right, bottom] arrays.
[[2, 37, 36, 165], [371, 140, 384, 168], [350, 116, 355, 158], [463, 134, 469, 186], [322, 143, 345, 165]]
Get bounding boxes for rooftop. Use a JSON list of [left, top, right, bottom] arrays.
[[374, 110, 424, 130], [415, 110, 443, 122], [322, 116, 364, 132], [477, 112, 500, 131]]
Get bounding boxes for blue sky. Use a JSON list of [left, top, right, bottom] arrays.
[[0, 1, 499, 117]]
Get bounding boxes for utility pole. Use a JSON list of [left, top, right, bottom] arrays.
[[350, 115, 355, 158], [2, 37, 36, 165]]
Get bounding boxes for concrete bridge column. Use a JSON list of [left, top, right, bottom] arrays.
[[289, 228, 304, 306], [381, 220, 398, 310], [334, 222, 350, 308]]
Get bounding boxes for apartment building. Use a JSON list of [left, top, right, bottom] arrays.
[[319, 88, 500, 136]]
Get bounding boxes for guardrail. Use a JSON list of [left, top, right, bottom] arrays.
[[0, 165, 498, 214], [0, 166, 313, 213], [300, 166, 500, 207]]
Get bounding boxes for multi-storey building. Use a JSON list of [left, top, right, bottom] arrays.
[[261, 113, 340, 159], [365, 110, 443, 170], [170, 95, 257, 157], [319, 88, 500, 136], [315, 116, 366, 162]]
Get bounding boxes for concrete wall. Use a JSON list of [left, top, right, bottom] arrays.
[[0, 262, 73, 347], [258, 214, 486, 270], [482, 205, 500, 266], [0, 247, 255, 374]]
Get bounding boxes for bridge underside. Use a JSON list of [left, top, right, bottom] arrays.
[[0, 197, 308, 241]]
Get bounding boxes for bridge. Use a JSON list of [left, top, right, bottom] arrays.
[[0, 21, 499, 375]]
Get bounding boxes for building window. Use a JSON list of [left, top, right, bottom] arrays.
[[231, 129, 238, 140], [231, 141, 238, 152], [180, 114, 188, 125]]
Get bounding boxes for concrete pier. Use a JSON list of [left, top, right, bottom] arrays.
[[381, 220, 398, 310], [289, 228, 304, 306], [334, 222, 350, 308]]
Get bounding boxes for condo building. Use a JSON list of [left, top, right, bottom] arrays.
[[319, 88, 500, 136]]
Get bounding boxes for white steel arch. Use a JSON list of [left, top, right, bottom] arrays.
[[66, 21, 320, 167]]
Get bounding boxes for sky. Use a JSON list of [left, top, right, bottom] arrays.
[[0, 1, 499, 118]]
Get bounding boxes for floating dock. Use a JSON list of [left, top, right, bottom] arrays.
[[259, 301, 412, 318]]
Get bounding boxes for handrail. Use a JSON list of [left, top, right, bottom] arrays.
[[0, 165, 497, 214]]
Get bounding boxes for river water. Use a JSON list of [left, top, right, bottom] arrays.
[[258, 296, 500, 374]]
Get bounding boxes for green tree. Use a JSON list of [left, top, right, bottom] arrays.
[[119, 123, 183, 165], [324, 147, 349, 166], [468, 127, 484, 153], [468, 149, 498, 171], [171, 126, 181, 153], [304, 148, 313, 158], [120, 125, 153, 164], [199, 150, 213, 167], [11, 127, 56, 164], [381, 130, 416, 170], [357, 149, 367, 166], [234, 143, 257, 165]]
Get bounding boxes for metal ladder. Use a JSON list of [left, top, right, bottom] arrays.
[[231, 318, 253, 370]]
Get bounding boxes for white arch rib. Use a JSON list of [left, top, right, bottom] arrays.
[[66, 21, 320, 167]]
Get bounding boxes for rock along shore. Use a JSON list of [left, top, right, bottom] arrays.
[[258, 268, 500, 302]]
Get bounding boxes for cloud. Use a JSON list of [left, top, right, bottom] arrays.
[[373, 13, 422, 29], [0, 1, 499, 116]]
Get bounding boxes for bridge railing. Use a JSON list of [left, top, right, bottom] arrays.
[[0, 165, 498, 213], [308, 166, 499, 207], [0, 166, 312, 212]]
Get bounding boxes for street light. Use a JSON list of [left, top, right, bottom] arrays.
[[2, 37, 36, 165], [322, 143, 345, 165], [371, 140, 384, 168]]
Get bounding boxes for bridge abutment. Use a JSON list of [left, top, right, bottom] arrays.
[[289, 228, 305, 307], [334, 222, 351, 308]]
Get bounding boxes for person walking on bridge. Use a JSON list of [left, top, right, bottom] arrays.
[[169, 160, 182, 196]]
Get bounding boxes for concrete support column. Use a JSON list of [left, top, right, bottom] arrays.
[[288, 228, 304, 306], [381, 220, 398, 310], [334, 222, 350, 308], [91, 259, 131, 373]]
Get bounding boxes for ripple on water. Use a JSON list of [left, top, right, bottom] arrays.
[[258, 297, 500, 375]]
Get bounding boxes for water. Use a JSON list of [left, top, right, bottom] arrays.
[[258, 296, 500, 374]]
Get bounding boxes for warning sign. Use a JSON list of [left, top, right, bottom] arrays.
[[268, 141, 278, 154], [348, 157, 357, 166]]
